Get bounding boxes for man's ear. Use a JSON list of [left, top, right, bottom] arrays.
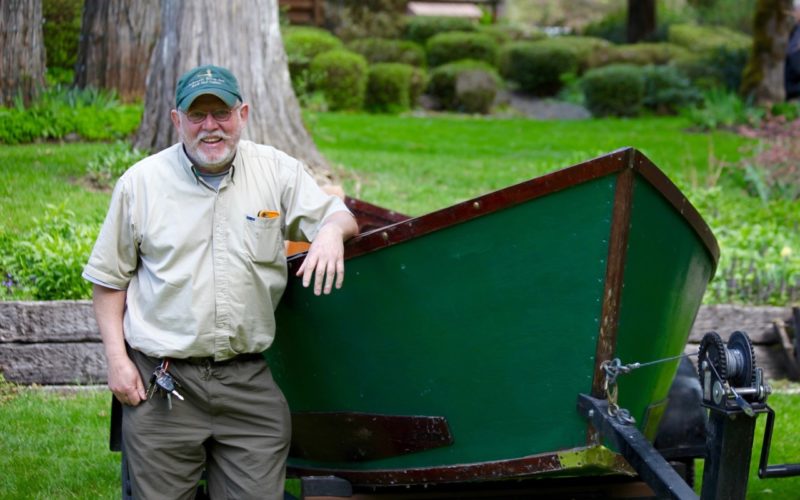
[[239, 103, 250, 125], [170, 109, 181, 130]]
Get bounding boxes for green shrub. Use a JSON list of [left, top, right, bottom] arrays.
[[601, 43, 691, 67], [282, 26, 343, 97], [692, 0, 756, 35], [43, 0, 83, 85], [310, 50, 368, 111], [533, 36, 614, 74], [365, 63, 426, 113], [499, 41, 579, 95], [404, 16, 476, 45], [581, 64, 645, 117], [427, 59, 501, 114], [86, 143, 148, 189], [582, 4, 695, 44], [672, 46, 749, 92], [330, 0, 408, 40], [0, 87, 142, 144], [0, 206, 98, 301], [680, 88, 763, 130], [641, 65, 702, 114], [347, 38, 426, 67], [668, 23, 752, 53], [476, 23, 546, 45], [426, 31, 498, 68]]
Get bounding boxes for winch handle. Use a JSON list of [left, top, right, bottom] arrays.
[[758, 405, 800, 478]]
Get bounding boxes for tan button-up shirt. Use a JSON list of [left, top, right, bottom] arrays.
[[83, 140, 349, 360]]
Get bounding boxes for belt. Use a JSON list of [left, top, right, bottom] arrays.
[[178, 353, 265, 365]]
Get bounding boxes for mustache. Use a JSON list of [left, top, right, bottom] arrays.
[[194, 131, 231, 144]]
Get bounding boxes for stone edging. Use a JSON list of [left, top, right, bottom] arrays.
[[0, 301, 797, 385]]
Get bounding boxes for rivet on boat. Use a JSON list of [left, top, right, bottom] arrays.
[[473, 201, 481, 210], [381, 231, 389, 242]]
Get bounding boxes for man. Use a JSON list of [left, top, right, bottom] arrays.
[[83, 64, 358, 499]]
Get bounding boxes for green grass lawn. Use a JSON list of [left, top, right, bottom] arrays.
[[307, 113, 752, 216], [1, 384, 798, 498]]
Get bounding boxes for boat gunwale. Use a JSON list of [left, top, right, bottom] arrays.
[[290, 147, 719, 270]]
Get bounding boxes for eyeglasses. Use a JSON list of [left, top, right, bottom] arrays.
[[183, 106, 239, 124]]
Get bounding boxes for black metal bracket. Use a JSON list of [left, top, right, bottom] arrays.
[[577, 394, 698, 500], [758, 405, 800, 479]]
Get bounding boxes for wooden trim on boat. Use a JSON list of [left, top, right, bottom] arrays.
[[287, 447, 633, 487], [591, 161, 635, 401]]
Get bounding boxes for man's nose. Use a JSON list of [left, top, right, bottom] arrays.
[[200, 113, 220, 129]]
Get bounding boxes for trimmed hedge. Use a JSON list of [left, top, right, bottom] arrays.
[[476, 24, 546, 45], [499, 41, 579, 96], [581, 64, 645, 117], [601, 42, 691, 67], [641, 65, 702, 114], [426, 31, 498, 68], [532, 36, 614, 73], [366, 63, 426, 113], [309, 50, 368, 111], [668, 23, 752, 53], [427, 59, 501, 114], [283, 26, 343, 76], [348, 38, 426, 67], [672, 46, 750, 92], [404, 16, 476, 45]]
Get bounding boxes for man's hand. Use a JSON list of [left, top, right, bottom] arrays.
[[296, 211, 358, 295], [107, 354, 147, 406]]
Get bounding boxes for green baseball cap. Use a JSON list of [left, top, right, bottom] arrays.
[[175, 65, 242, 111]]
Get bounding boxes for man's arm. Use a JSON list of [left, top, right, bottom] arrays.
[[296, 211, 359, 296], [92, 284, 146, 406]]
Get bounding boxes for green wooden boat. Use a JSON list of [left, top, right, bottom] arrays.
[[266, 147, 718, 487]]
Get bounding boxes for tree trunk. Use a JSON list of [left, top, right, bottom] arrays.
[[74, 0, 161, 103], [627, 0, 657, 43], [741, 0, 795, 104], [0, 0, 46, 107], [134, 0, 333, 184]]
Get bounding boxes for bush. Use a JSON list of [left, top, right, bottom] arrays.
[[426, 31, 498, 68], [404, 16, 476, 45], [601, 43, 691, 67], [672, 46, 749, 92], [43, 0, 83, 85], [347, 38, 426, 67], [668, 23, 752, 53], [86, 143, 148, 189], [310, 50, 368, 111], [427, 59, 501, 114], [641, 65, 702, 114], [365, 63, 426, 113], [582, 4, 695, 44], [0, 87, 142, 144], [282, 27, 343, 97], [681, 88, 764, 130], [499, 41, 579, 96], [581, 64, 645, 117], [533, 36, 614, 74], [476, 23, 546, 45], [329, 0, 408, 40], [0, 206, 98, 301]]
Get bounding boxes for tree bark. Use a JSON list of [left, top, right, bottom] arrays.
[[74, 0, 161, 103], [741, 0, 795, 104], [0, 0, 46, 107], [627, 0, 657, 43], [134, 0, 333, 184]]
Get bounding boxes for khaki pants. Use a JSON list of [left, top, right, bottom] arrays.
[[123, 349, 291, 500]]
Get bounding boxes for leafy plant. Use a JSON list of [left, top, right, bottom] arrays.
[[581, 64, 645, 117], [310, 50, 369, 111], [86, 143, 148, 189], [426, 31, 499, 68], [0, 206, 98, 300], [682, 89, 764, 130]]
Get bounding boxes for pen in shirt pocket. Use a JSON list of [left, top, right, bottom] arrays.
[[257, 210, 280, 219]]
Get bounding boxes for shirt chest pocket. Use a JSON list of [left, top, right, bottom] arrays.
[[244, 217, 283, 263]]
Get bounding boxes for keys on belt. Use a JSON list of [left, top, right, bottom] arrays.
[[146, 359, 184, 410]]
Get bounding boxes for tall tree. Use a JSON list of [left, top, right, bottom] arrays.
[[74, 0, 160, 103], [134, 0, 332, 184], [627, 0, 657, 43], [740, 0, 794, 104], [0, 0, 46, 107]]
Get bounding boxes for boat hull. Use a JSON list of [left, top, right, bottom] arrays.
[[266, 148, 717, 486]]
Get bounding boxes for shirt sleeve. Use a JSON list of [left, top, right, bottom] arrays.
[[82, 176, 139, 289], [281, 159, 351, 243]]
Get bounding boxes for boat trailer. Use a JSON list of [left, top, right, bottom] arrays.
[[287, 331, 799, 500]]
